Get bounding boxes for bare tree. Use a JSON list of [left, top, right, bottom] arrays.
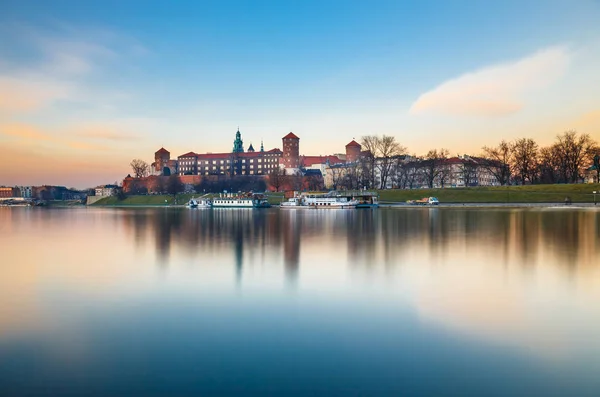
[[538, 145, 561, 184], [459, 160, 478, 187], [329, 166, 346, 190], [268, 168, 286, 192], [512, 138, 539, 184], [166, 175, 183, 196], [287, 170, 303, 191], [360, 135, 378, 188], [421, 149, 449, 188], [130, 159, 150, 178], [481, 141, 512, 185], [553, 131, 597, 183], [594, 154, 600, 183], [376, 135, 406, 189]]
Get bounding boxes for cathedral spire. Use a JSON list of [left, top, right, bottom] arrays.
[[260, 139, 264, 152], [232, 127, 244, 153]]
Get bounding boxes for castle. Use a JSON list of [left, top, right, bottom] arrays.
[[150, 128, 363, 178]]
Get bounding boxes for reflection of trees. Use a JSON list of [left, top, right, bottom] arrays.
[[121, 208, 600, 282]]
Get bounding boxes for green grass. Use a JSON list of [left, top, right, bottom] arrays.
[[90, 185, 600, 206], [91, 192, 285, 206], [377, 184, 600, 203]]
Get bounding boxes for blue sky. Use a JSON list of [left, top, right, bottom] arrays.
[[1, 0, 600, 187]]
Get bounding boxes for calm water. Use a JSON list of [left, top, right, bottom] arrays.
[[1, 207, 600, 396]]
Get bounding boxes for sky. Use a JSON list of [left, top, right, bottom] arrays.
[[1, 0, 600, 188]]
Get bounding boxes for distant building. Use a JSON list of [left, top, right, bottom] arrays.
[[17, 186, 33, 198], [95, 185, 118, 196], [152, 148, 178, 176], [584, 165, 598, 183], [0, 187, 16, 198]]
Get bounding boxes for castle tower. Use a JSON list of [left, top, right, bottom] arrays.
[[260, 140, 264, 152], [154, 147, 170, 173], [345, 140, 361, 163], [282, 132, 300, 170], [232, 127, 244, 153], [247, 143, 255, 152]]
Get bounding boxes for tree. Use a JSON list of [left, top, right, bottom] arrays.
[[421, 149, 449, 188], [553, 131, 597, 183], [166, 175, 183, 196], [512, 138, 539, 184], [481, 140, 513, 185], [268, 167, 286, 192], [375, 135, 406, 189], [459, 160, 478, 187], [130, 159, 150, 178], [360, 135, 378, 188], [594, 154, 600, 183], [538, 145, 561, 184]]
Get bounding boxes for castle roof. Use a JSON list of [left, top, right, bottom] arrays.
[[155, 147, 170, 154], [178, 151, 198, 158], [283, 132, 299, 139], [300, 155, 344, 167], [346, 140, 361, 148]]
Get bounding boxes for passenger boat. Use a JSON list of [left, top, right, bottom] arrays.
[[280, 191, 360, 209], [212, 192, 271, 208], [281, 191, 379, 209], [187, 196, 212, 209]]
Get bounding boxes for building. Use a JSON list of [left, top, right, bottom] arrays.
[[152, 148, 178, 176], [177, 128, 283, 177], [0, 187, 16, 198], [584, 165, 598, 183], [17, 186, 33, 198], [95, 185, 118, 196], [281, 132, 300, 172]]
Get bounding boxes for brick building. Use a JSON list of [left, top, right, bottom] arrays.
[[281, 132, 300, 172], [177, 128, 283, 176]]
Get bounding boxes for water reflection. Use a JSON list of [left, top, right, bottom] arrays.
[[1, 207, 600, 396]]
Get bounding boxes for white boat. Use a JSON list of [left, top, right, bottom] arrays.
[[280, 192, 359, 209], [212, 193, 271, 208], [187, 196, 212, 209]]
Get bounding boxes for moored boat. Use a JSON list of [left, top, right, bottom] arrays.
[[280, 191, 362, 209], [212, 192, 271, 208], [187, 196, 212, 209]]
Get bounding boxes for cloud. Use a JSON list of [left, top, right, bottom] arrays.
[[0, 77, 73, 113], [74, 123, 142, 141], [0, 23, 144, 116], [410, 46, 571, 117], [0, 122, 56, 141]]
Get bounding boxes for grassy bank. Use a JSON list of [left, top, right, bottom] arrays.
[[90, 185, 600, 206], [378, 184, 600, 203], [91, 192, 285, 206]]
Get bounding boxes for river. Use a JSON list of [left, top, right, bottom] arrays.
[[1, 207, 599, 396]]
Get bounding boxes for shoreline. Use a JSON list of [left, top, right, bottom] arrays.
[[31, 202, 600, 209]]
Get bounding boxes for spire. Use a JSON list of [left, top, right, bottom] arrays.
[[248, 142, 255, 152], [232, 127, 244, 153], [260, 139, 264, 152]]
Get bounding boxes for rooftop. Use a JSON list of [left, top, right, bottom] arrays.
[[283, 132, 299, 139]]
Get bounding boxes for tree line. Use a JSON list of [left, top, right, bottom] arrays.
[[129, 130, 599, 194], [328, 131, 599, 190]]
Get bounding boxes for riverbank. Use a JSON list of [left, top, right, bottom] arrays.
[[378, 183, 600, 204], [88, 184, 600, 207], [90, 192, 285, 207]]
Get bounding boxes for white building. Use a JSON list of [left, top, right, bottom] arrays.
[[95, 185, 118, 196], [17, 186, 33, 198]]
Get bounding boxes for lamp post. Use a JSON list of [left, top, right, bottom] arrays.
[[594, 191, 597, 206]]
